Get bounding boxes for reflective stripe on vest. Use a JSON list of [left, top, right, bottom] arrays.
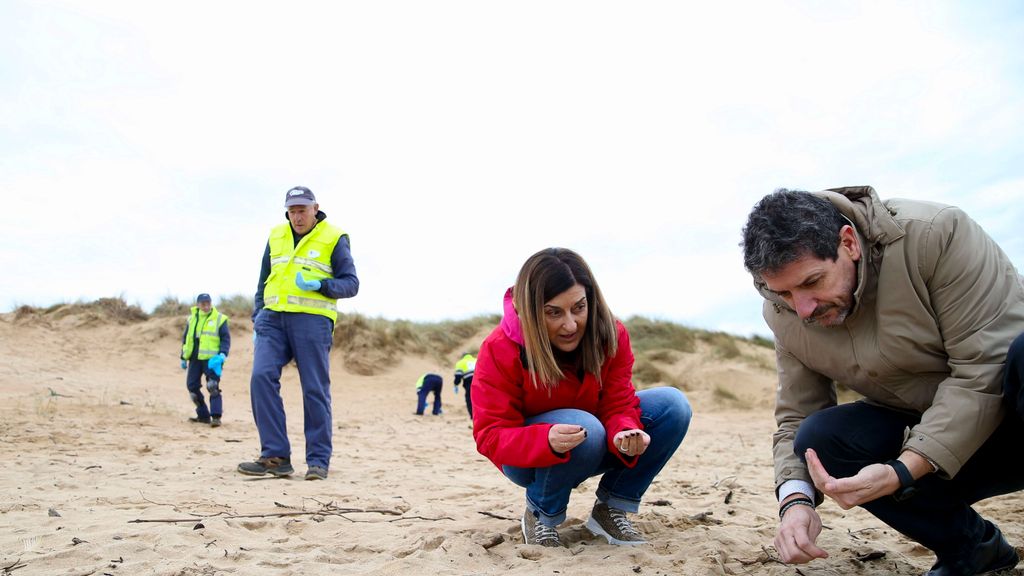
[[262, 219, 347, 323]]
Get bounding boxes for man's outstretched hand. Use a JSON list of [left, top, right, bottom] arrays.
[[805, 448, 900, 509]]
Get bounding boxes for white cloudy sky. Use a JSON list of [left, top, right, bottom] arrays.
[[2, 1, 1022, 337]]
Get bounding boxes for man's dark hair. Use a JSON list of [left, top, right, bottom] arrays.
[[741, 189, 847, 275]]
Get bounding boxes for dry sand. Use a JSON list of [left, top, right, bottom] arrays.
[[1, 311, 1022, 576]]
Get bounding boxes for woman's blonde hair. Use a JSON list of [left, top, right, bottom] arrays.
[[512, 247, 618, 389]]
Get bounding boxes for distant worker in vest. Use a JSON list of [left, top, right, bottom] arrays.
[[414, 372, 444, 416], [453, 352, 476, 417], [180, 293, 231, 427], [238, 186, 359, 482]]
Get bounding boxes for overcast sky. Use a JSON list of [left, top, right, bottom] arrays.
[[2, 1, 1022, 337]]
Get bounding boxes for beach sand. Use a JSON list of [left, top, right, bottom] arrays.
[[1, 310, 1021, 575]]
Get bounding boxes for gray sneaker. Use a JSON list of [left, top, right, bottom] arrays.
[[305, 466, 328, 481], [585, 502, 647, 545], [237, 457, 293, 477], [521, 509, 561, 547]]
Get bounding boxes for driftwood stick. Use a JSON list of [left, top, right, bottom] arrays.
[[478, 511, 517, 521], [130, 506, 406, 523], [2, 557, 28, 573]]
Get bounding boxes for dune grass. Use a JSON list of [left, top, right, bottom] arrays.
[[335, 313, 498, 375], [15, 297, 148, 325], [151, 294, 253, 319], [11, 297, 775, 380]]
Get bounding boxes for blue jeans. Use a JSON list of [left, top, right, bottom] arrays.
[[502, 387, 692, 527], [250, 310, 334, 469]]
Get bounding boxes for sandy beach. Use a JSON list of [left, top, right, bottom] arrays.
[[2, 308, 1022, 576]]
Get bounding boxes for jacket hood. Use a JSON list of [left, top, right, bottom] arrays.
[[818, 186, 905, 246], [755, 185, 906, 315], [500, 287, 525, 346]]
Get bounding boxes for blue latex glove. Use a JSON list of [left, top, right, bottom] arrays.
[[180, 359, 187, 370], [208, 353, 226, 376], [454, 385, 460, 394], [295, 272, 322, 291]]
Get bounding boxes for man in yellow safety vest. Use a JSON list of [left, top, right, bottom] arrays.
[[180, 293, 231, 427], [237, 186, 359, 482]]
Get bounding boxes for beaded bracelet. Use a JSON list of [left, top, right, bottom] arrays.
[[778, 497, 815, 520]]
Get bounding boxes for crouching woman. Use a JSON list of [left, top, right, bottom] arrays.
[[472, 247, 692, 547]]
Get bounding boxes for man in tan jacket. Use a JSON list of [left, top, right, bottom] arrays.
[[741, 187, 1024, 576]]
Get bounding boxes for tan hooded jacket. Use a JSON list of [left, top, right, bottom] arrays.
[[758, 186, 1024, 491]]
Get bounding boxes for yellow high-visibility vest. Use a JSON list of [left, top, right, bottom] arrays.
[[262, 220, 346, 323], [182, 307, 229, 360], [455, 353, 476, 377]]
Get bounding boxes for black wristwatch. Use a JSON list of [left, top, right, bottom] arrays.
[[886, 459, 918, 502]]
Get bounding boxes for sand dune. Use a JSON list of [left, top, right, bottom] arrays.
[[1, 311, 1021, 575]]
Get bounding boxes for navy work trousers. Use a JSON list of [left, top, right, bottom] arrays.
[[794, 331, 1024, 567], [416, 376, 443, 415], [250, 310, 334, 469], [186, 359, 222, 419], [462, 375, 473, 417]]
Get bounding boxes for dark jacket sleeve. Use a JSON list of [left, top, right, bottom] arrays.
[[252, 242, 272, 322], [319, 235, 359, 299], [219, 319, 231, 356]]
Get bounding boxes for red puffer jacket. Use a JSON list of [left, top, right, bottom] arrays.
[[472, 288, 643, 470]]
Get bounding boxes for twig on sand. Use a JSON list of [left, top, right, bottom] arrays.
[[688, 511, 722, 525], [2, 557, 28, 574], [129, 502, 407, 524], [48, 388, 71, 398], [712, 475, 737, 489], [386, 515, 453, 523], [478, 511, 518, 521], [479, 534, 504, 550], [737, 545, 787, 567]]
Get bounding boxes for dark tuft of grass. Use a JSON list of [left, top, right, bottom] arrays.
[[14, 297, 149, 324], [152, 294, 252, 319], [216, 294, 254, 319], [152, 296, 189, 317]]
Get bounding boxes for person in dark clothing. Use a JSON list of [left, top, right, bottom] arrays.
[[454, 352, 476, 417], [415, 373, 444, 415]]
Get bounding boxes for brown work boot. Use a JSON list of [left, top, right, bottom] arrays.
[[237, 457, 293, 477]]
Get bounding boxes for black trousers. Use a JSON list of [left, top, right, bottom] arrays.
[[793, 331, 1024, 565]]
